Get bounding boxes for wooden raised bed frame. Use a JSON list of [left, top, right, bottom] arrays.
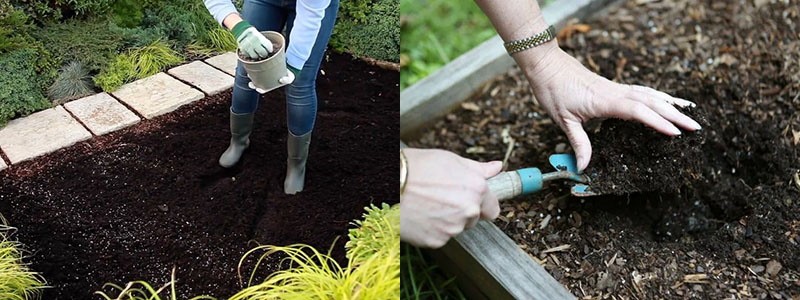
[[401, 0, 619, 298]]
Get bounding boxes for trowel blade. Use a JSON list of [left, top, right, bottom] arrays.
[[571, 184, 598, 197], [549, 154, 579, 173]]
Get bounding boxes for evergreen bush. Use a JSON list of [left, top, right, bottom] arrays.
[[331, 0, 399, 62], [11, 0, 115, 23], [32, 18, 121, 73], [0, 48, 51, 126], [0, 5, 37, 53]]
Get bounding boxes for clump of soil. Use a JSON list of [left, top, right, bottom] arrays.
[[238, 41, 283, 61], [0, 52, 398, 299], [411, 0, 800, 298], [584, 108, 709, 195]]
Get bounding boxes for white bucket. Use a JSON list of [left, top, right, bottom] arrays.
[[238, 31, 289, 93]]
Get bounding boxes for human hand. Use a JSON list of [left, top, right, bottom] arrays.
[[522, 46, 701, 171], [246, 65, 297, 93], [400, 149, 503, 248], [279, 65, 299, 85], [231, 20, 273, 59]]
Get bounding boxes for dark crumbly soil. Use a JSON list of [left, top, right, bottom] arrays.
[[411, 0, 799, 298], [0, 52, 398, 299], [585, 108, 709, 195], [238, 42, 283, 61]]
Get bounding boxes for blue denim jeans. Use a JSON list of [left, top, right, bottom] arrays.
[[232, 0, 339, 135]]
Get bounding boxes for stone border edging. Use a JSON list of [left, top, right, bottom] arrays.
[[0, 52, 238, 168]]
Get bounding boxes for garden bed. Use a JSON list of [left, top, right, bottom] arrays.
[[410, 0, 799, 298], [0, 52, 398, 298]]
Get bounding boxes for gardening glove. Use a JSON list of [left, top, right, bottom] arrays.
[[400, 148, 502, 249], [518, 45, 701, 171], [246, 65, 299, 93], [231, 20, 273, 59]]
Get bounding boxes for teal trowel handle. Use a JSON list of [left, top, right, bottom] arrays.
[[486, 168, 543, 201]]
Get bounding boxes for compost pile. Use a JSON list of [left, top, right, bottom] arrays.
[[0, 52, 398, 299], [411, 0, 800, 298]]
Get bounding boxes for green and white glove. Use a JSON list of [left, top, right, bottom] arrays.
[[247, 64, 300, 94], [231, 20, 273, 59], [280, 65, 299, 85]]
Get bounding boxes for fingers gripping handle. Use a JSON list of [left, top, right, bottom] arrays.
[[487, 168, 543, 201], [487, 172, 522, 200]]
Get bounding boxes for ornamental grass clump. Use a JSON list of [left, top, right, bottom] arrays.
[[94, 40, 183, 92], [230, 204, 400, 300], [95, 267, 215, 300], [0, 221, 47, 300], [345, 203, 399, 265], [48, 61, 94, 103]]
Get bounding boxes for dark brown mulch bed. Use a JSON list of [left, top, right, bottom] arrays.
[[0, 52, 398, 299], [411, 0, 799, 298]]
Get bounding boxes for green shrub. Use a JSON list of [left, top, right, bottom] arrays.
[[136, 1, 218, 49], [0, 48, 51, 126], [32, 18, 121, 73], [48, 61, 94, 103], [111, 0, 144, 28], [114, 25, 163, 49], [0, 6, 35, 53], [331, 0, 399, 62], [0, 220, 47, 300], [11, 0, 115, 23], [338, 0, 371, 22], [93, 53, 134, 92]]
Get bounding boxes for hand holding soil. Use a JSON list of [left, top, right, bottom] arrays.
[[521, 48, 702, 171], [238, 41, 283, 62], [583, 107, 709, 195]]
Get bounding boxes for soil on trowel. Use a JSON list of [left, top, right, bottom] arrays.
[[584, 108, 709, 195], [411, 0, 800, 298], [0, 52, 398, 299]]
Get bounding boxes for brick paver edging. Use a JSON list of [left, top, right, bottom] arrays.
[[0, 52, 238, 168]]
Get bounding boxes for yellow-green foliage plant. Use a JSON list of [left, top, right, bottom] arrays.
[[94, 40, 183, 92], [95, 267, 216, 300], [230, 204, 400, 300], [0, 221, 47, 300], [187, 28, 237, 58], [345, 203, 400, 265]]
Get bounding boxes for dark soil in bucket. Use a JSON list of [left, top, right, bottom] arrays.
[[410, 0, 799, 298], [238, 41, 282, 61], [0, 52, 398, 299]]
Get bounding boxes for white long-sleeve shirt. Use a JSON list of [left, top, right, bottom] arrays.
[[204, 0, 331, 70]]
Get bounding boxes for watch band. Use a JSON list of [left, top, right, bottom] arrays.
[[504, 25, 556, 55]]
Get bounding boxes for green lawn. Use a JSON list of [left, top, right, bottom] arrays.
[[400, 0, 495, 89]]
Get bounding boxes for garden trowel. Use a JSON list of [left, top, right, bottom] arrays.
[[487, 154, 597, 200]]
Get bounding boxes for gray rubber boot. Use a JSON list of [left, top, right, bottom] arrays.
[[284, 131, 312, 194], [219, 109, 255, 168]]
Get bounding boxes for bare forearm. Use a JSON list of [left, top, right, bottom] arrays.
[[473, 0, 559, 73], [222, 13, 243, 30]]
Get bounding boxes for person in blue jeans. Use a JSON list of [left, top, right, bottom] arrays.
[[204, 0, 338, 194]]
